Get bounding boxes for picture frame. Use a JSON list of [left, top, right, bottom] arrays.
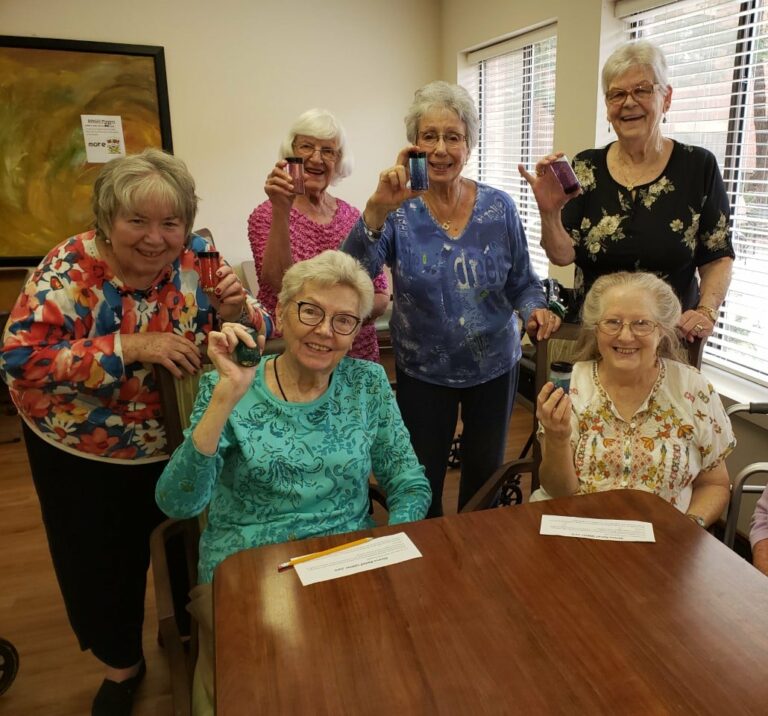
[[0, 36, 173, 267]]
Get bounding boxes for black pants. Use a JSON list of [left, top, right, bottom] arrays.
[[23, 424, 167, 668], [395, 366, 519, 517]]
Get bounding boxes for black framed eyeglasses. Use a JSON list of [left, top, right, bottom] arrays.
[[292, 141, 340, 162], [292, 301, 361, 335], [596, 318, 658, 337], [605, 82, 661, 105]]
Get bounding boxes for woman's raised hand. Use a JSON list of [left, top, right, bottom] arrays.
[[210, 262, 248, 322], [264, 160, 297, 213], [363, 146, 425, 229], [536, 382, 572, 440], [207, 323, 260, 400], [518, 152, 580, 214]]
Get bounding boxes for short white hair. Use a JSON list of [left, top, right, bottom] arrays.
[[602, 40, 670, 93], [404, 81, 479, 153], [278, 250, 374, 319], [278, 108, 353, 183]]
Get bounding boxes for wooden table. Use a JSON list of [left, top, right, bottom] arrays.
[[214, 490, 768, 715]]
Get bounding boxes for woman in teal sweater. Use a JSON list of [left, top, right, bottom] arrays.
[[156, 250, 430, 715]]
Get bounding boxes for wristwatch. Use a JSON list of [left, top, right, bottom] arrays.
[[686, 513, 706, 528]]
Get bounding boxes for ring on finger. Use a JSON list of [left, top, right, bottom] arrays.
[[694, 323, 704, 332], [536, 168, 546, 177]]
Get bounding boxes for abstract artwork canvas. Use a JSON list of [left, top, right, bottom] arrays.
[[0, 36, 172, 266]]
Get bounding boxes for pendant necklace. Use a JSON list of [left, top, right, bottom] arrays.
[[428, 180, 463, 231], [273, 356, 288, 401], [273, 355, 333, 402]]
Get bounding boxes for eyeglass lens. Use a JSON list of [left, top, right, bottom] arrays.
[[418, 132, 466, 147], [606, 84, 656, 104], [294, 142, 338, 161], [598, 319, 655, 336], [295, 301, 359, 335]]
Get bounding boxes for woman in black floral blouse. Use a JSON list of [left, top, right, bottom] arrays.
[[519, 40, 734, 343]]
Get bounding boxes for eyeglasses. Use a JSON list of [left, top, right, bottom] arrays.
[[596, 318, 658, 337], [292, 301, 361, 335], [605, 82, 661, 105], [292, 141, 340, 162], [418, 131, 467, 149]]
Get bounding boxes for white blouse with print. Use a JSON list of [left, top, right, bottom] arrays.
[[545, 358, 736, 512]]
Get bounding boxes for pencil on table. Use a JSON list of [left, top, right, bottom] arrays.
[[277, 537, 373, 572]]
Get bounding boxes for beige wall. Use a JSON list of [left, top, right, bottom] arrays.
[[0, 0, 440, 265]]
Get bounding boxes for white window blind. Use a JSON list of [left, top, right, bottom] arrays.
[[460, 28, 557, 278], [624, 0, 768, 385]]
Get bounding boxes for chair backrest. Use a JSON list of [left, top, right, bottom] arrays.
[[685, 336, 705, 369], [722, 402, 768, 549], [152, 362, 214, 716]]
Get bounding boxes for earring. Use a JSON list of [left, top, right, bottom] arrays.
[[607, 122, 611, 134], [663, 114, 667, 123]]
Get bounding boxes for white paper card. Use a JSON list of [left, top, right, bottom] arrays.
[[81, 115, 126, 163], [293, 533, 422, 586], [540, 515, 655, 542]]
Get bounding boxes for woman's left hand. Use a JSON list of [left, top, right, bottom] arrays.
[[678, 309, 714, 343], [526, 308, 562, 342], [210, 262, 248, 322]]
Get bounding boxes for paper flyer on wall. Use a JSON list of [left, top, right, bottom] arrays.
[[81, 115, 126, 163]]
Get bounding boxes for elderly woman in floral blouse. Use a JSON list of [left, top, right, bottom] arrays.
[[0, 149, 270, 716], [534, 272, 734, 527], [520, 40, 734, 343]]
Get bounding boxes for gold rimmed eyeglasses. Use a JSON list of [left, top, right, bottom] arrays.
[[605, 82, 662, 105]]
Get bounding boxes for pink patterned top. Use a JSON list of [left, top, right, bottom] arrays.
[[248, 199, 388, 362]]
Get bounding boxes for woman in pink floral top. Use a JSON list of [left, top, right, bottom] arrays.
[[0, 149, 269, 716], [248, 108, 389, 362], [534, 272, 733, 528]]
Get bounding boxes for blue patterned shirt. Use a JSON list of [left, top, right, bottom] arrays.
[[155, 356, 430, 583], [342, 182, 545, 387]]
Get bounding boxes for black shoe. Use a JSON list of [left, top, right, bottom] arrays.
[[91, 659, 146, 716]]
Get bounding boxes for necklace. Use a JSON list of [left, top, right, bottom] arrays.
[[426, 180, 463, 231], [273, 356, 288, 401], [615, 142, 665, 192]]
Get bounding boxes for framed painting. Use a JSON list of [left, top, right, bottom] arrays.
[[0, 36, 173, 267]]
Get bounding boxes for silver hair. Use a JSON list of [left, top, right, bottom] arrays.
[[92, 148, 198, 240], [573, 271, 687, 363], [602, 40, 670, 93], [404, 81, 479, 152], [278, 250, 374, 320], [278, 108, 353, 183]]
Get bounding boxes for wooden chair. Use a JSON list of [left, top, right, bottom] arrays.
[[151, 364, 211, 716]]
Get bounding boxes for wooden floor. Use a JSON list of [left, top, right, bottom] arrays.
[[0, 396, 533, 715]]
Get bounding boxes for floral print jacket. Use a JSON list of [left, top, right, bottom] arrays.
[[562, 141, 734, 311], [0, 231, 271, 463]]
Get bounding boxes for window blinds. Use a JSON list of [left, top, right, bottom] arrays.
[[625, 0, 768, 385], [461, 29, 558, 279]]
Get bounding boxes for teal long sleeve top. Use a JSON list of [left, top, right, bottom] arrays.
[[156, 356, 431, 583]]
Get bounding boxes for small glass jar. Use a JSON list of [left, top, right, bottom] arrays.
[[234, 327, 261, 367], [549, 361, 573, 392], [408, 151, 429, 191], [196, 251, 220, 294], [285, 157, 305, 195]]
